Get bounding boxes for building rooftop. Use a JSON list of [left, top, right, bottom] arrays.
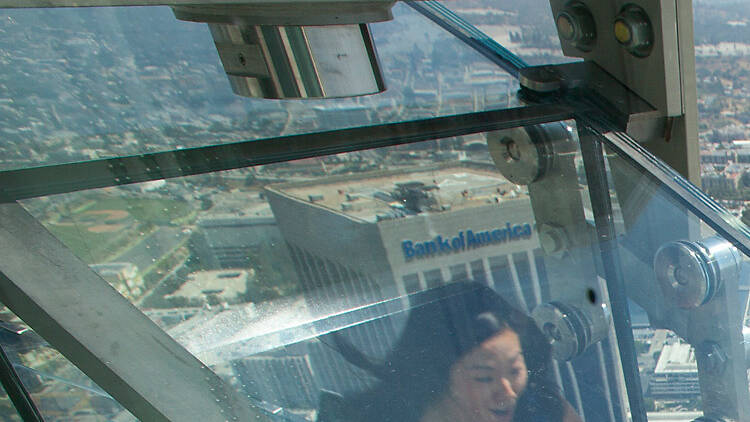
[[198, 190, 273, 226], [654, 341, 698, 375], [269, 164, 525, 223], [166, 269, 253, 303]]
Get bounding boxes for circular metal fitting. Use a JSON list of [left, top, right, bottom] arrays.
[[538, 224, 571, 257], [613, 4, 654, 57], [486, 123, 568, 185], [654, 237, 740, 309], [532, 300, 610, 361], [556, 2, 596, 52]]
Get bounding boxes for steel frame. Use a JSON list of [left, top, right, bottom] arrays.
[[0, 0, 395, 7], [0, 202, 271, 422], [0, 88, 744, 422], [582, 116, 750, 421], [0, 0, 731, 420], [0, 103, 574, 202]]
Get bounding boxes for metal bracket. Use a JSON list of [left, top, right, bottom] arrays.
[[517, 61, 663, 143], [585, 126, 750, 422], [548, 0, 682, 117], [487, 121, 630, 421], [545, 0, 701, 184]]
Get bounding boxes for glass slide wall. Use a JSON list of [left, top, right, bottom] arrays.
[[0, 1, 749, 422]]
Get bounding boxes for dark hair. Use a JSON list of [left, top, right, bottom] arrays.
[[318, 282, 565, 422]]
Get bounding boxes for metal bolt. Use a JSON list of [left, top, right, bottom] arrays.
[[654, 241, 712, 309], [538, 224, 569, 256], [556, 2, 596, 52], [504, 140, 521, 162], [614, 4, 653, 57], [486, 124, 557, 186], [654, 237, 738, 309], [543, 322, 563, 341]]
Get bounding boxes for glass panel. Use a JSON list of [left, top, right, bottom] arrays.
[[0, 384, 22, 421], [0, 305, 136, 421], [12, 103, 750, 422], [584, 123, 750, 420], [7, 0, 750, 420], [442, 0, 578, 65], [0, 3, 521, 171], [17, 119, 643, 422]]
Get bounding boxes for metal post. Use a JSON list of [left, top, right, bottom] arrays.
[[0, 344, 43, 422], [578, 126, 648, 422]]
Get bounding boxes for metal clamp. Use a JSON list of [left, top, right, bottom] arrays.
[[531, 300, 611, 361], [486, 123, 569, 185], [653, 237, 740, 309]]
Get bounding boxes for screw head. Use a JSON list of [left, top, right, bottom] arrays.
[[538, 224, 569, 256], [653, 241, 712, 309], [486, 125, 554, 185], [557, 14, 576, 40], [614, 4, 654, 57], [556, 2, 596, 52], [613, 20, 632, 44]]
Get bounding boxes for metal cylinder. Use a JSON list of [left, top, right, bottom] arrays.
[[654, 237, 740, 309], [486, 123, 568, 185], [532, 300, 611, 361], [556, 1, 596, 52], [173, 4, 388, 99]]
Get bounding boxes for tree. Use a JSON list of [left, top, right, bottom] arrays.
[[199, 195, 213, 210]]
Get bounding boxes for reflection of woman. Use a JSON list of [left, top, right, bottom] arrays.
[[319, 282, 581, 422]]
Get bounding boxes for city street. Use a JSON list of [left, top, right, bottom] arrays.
[[109, 226, 188, 272]]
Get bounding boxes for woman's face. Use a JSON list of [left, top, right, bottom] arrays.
[[446, 329, 528, 422]]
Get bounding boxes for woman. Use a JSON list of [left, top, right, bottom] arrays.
[[318, 282, 581, 422]]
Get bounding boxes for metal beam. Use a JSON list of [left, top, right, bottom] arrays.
[[0, 202, 270, 422], [0, 345, 43, 422], [0, 0, 393, 8], [578, 126, 647, 422], [636, 0, 701, 186], [584, 120, 750, 259], [0, 103, 576, 202]]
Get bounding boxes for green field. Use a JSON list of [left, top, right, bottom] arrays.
[[46, 224, 123, 263], [45, 196, 195, 264], [80, 198, 193, 225]]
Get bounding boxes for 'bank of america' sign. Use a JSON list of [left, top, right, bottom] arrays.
[[401, 223, 533, 261]]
